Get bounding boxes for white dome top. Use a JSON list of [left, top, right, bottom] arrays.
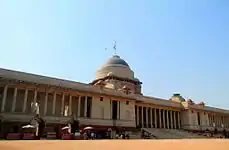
[[103, 55, 130, 67], [96, 55, 134, 79]]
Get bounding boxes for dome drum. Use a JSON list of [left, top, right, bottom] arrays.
[[96, 65, 134, 79]]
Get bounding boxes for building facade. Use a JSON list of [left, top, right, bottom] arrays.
[[0, 55, 229, 135]]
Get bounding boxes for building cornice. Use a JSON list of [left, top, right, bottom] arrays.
[[90, 75, 142, 85], [0, 68, 137, 100]]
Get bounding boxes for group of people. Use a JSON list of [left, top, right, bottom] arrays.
[[81, 130, 96, 140], [114, 133, 130, 139], [73, 129, 131, 140]]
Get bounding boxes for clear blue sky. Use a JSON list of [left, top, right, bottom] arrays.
[[0, 0, 229, 109]]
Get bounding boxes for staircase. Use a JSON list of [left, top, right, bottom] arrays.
[[142, 128, 206, 139], [168, 129, 206, 139], [127, 129, 157, 139], [128, 130, 142, 139]]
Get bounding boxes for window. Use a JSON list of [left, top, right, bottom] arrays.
[[100, 97, 103, 101], [126, 101, 129, 105], [86, 96, 92, 118]]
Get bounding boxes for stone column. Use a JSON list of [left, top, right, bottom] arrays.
[[211, 115, 213, 127], [52, 92, 56, 115], [166, 110, 170, 129], [170, 111, 174, 129], [154, 109, 157, 128], [69, 95, 72, 116], [61, 93, 65, 116], [136, 106, 139, 126], [208, 114, 211, 126], [84, 97, 87, 117], [178, 112, 181, 129], [146, 107, 148, 128], [117, 101, 120, 120], [33, 89, 37, 105], [174, 111, 177, 129], [78, 96, 81, 117], [22, 88, 28, 112], [218, 116, 220, 127], [1, 85, 8, 112], [210, 114, 213, 126], [213, 115, 216, 127], [110, 99, 112, 120], [209, 115, 211, 126], [213, 115, 215, 127], [44, 90, 48, 115], [226, 117, 228, 128], [227, 117, 228, 128], [223, 116, 225, 128], [141, 107, 144, 128], [163, 109, 166, 128], [159, 109, 162, 128], [227, 117, 229, 128], [150, 108, 153, 128], [11, 88, 18, 112]]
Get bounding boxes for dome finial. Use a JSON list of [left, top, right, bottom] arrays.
[[113, 40, 117, 55]]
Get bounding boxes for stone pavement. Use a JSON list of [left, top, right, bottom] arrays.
[[0, 139, 229, 150]]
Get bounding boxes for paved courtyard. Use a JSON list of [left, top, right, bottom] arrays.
[[0, 140, 229, 150]]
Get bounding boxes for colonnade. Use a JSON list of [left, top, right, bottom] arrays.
[[208, 113, 229, 128], [0, 85, 90, 118], [135, 106, 181, 129]]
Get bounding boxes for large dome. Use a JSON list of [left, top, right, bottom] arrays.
[[104, 55, 130, 67], [96, 55, 134, 79]]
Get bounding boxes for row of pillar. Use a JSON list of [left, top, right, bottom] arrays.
[[208, 114, 229, 128], [136, 106, 180, 129], [0, 85, 88, 117]]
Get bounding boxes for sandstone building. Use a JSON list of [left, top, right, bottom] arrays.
[[0, 55, 229, 136]]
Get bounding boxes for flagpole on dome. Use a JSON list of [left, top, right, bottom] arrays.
[[113, 40, 117, 56]]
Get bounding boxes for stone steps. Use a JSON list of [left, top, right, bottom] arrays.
[[142, 128, 206, 139]]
